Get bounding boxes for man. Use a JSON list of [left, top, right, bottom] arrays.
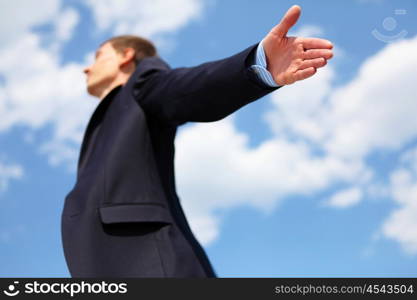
[[61, 5, 333, 277]]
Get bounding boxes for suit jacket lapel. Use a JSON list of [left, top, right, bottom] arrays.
[[76, 56, 171, 173], [77, 85, 121, 172]]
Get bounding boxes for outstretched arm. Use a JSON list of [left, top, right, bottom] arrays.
[[138, 43, 279, 126], [138, 5, 333, 126]]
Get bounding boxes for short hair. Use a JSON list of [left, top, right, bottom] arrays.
[[102, 35, 157, 66]]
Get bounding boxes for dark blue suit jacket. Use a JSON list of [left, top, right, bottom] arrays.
[[61, 43, 280, 277]]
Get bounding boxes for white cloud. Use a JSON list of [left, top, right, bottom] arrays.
[[176, 117, 369, 245], [0, 0, 88, 170], [0, 0, 79, 52], [53, 7, 80, 42], [85, 0, 205, 38], [264, 60, 334, 142], [365, 183, 390, 200], [325, 187, 363, 208], [382, 148, 417, 255], [0, 0, 61, 48], [0, 158, 23, 193], [322, 37, 417, 159], [0, 32, 96, 169]]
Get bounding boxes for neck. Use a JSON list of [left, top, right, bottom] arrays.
[[98, 77, 127, 100], [98, 64, 135, 100]]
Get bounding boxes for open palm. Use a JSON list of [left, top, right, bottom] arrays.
[[262, 5, 334, 85]]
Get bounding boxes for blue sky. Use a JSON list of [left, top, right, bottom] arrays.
[[0, 0, 416, 277]]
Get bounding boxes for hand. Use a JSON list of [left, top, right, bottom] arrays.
[[262, 5, 334, 85]]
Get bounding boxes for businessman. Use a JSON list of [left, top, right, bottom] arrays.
[[61, 5, 333, 277]]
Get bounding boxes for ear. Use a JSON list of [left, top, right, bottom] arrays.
[[119, 47, 136, 67]]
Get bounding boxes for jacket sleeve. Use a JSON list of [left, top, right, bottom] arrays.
[[138, 42, 282, 126]]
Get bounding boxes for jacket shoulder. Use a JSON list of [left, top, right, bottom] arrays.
[[132, 56, 170, 82]]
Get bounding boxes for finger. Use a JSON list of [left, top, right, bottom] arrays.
[[303, 49, 333, 60], [299, 57, 327, 70], [302, 37, 333, 50], [271, 5, 301, 38], [294, 67, 317, 82]]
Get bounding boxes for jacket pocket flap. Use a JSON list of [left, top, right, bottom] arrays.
[[98, 204, 173, 224]]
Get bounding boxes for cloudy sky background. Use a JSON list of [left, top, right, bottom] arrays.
[[0, 0, 416, 277]]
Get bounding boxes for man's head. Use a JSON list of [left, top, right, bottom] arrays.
[[83, 35, 157, 99]]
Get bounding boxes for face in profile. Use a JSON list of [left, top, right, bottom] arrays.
[[83, 42, 123, 98]]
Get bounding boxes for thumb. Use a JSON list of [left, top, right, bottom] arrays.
[[271, 5, 301, 38]]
